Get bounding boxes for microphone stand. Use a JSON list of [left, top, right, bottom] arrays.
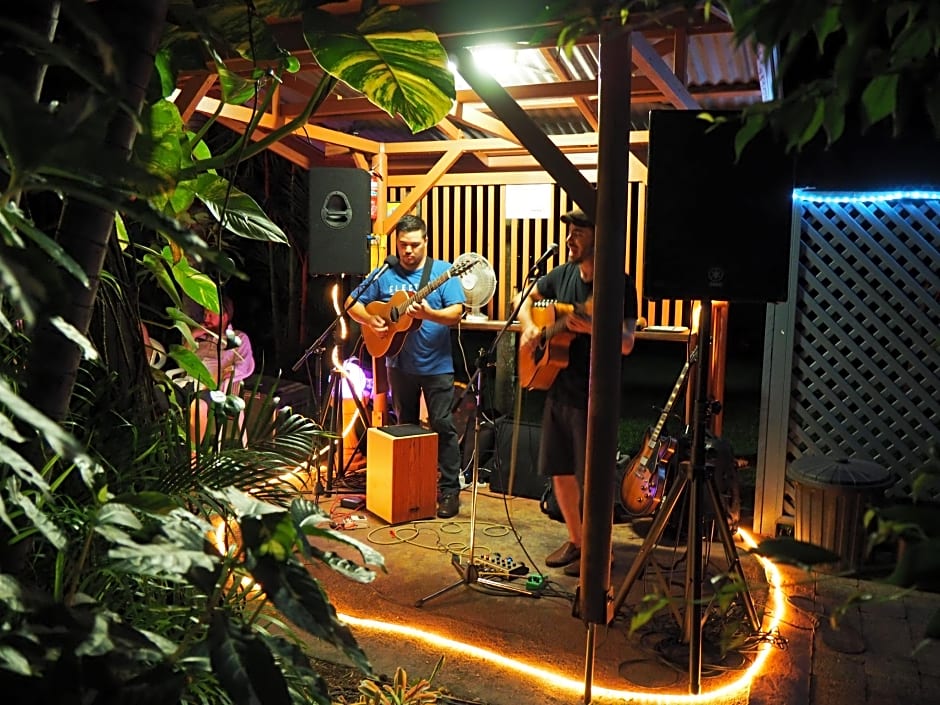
[[292, 262, 389, 494], [416, 256, 550, 607]]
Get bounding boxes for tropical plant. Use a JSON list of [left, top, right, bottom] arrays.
[[1, 1, 454, 702], [0, 477, 386, 704], [338, 659, 446, 705]]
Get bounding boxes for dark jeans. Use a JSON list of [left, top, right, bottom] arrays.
[[387, 368, 461, 495]]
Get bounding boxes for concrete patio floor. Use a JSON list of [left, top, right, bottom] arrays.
[[303, 483, 940, 705]]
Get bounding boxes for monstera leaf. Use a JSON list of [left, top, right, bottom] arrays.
[[303, 5, 455, 133]]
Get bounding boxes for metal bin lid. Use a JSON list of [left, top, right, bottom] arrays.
[[788, 455, 891, 489]]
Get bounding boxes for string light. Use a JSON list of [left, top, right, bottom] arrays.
[[331, 282, 348, 339], [337, 527, 788, 704], [793, 189, 940, 204]]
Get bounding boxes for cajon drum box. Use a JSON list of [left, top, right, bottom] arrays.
[[366, 425, 437, 524]]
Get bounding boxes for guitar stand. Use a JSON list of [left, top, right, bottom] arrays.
[[610, 302, 761, 694], [416, 270, 545, 608]]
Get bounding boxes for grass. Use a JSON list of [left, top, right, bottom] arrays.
[[618, 341, 761, 458]]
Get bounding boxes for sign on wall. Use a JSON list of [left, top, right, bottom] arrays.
[[505, 184, 553, 219]]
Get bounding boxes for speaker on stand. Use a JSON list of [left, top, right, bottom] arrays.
[[643, 110, 795, 303], [309, 167, 371, 275]]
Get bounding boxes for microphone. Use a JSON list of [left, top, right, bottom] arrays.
[[528, 243, 558, 277], [357, 254, 398, 290], [372, 254, 399, 279], [349, 255, 398, 305]]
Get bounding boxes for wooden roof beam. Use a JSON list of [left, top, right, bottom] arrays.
[[385, 147, 463, 234], [174, 72, 217, 123], [383, 131, 647, 155], [630, 31, 700, 110], [450, 104, 521, 144], [216, 117, 320, 169], [539, 47, 598, 130], [288, 79, 600, 119], [194, 96, 382, 153]]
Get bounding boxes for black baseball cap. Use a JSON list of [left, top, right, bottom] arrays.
[[560, 208, 593, 227]]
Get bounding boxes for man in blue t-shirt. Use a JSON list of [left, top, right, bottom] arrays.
[[347, 215, 466, 518], [518, 208, 638, 576]]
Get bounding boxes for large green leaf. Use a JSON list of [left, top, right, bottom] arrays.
[[209, 613, 291, 705], [6, 479, 67, 550], [136, 100, 186, 187], [142, 252, 183, 309], [263, 636, 332, 705], [196, 2, 286, 64], [0, 379, 102, 487], [0, 442, 50, 492], [247, 557, 371, 673], [50, 316, 99, 362], [166, 344, 217, 388], [191, 173, 288, 243], [291, 498, 386, 571], [303, 6, 455, 134], [163, 245, 218, 309], [862, 74, 899, 127]]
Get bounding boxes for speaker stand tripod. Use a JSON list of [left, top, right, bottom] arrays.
[[416, 272, 547, 607], [610, 301, 760, 694]]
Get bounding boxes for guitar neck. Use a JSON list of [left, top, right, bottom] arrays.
[[415, 268, 453, 302], [392, 267, 452, 318], [644, 346, 699, 453]]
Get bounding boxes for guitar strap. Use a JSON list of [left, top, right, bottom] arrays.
[[418, 257, 433, 290]]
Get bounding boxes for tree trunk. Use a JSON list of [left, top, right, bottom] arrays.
[[22, 0, 169, 423]]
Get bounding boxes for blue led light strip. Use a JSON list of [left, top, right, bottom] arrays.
[[793, 189, 940, 204]]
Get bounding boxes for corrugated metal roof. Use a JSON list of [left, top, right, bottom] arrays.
[[684, 32, 760, 87], [225, 18, 767, 171]]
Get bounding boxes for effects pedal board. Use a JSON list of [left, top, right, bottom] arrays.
[[476, 552, 528, 579]]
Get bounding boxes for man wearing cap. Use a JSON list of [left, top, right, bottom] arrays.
[[517, 208, 638, 575]]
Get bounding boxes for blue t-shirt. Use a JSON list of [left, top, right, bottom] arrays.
[[352, 259, 465, 375]]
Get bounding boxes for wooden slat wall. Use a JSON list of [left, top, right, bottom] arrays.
[[387, 182, 693, 326]]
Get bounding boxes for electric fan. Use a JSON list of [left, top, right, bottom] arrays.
[[453, 252, 496, 322]]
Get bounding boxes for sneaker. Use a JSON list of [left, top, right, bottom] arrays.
[[437, 492, 460, 519]]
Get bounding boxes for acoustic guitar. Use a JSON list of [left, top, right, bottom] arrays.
[[619, 346, 698, 517], [361, 258, 479, 358], [517, 298, 592, 391]]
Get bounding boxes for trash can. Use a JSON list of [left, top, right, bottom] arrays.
[[788, 455, 893, 572]]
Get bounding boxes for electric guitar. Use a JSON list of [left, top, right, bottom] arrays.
[[517, 298, 593, 391], [361, 258, 479, 358], [619, 346, 699, 517]]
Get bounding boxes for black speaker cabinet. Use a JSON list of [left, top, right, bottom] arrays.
[[309, 167, 371, 275], [644, 110, 795, 303], [487, 418, 547, 499]]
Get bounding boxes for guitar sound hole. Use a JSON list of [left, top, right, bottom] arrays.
[[389, 308, 399, 323]]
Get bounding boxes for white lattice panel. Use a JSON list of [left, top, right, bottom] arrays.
[[756, 196, 940, 533]]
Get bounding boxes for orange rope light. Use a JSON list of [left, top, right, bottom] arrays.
[[337, 528, 786, 704]]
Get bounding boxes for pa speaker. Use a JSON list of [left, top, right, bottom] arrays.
[[643, 110, 795, 303], [309, 167, 371, 275]]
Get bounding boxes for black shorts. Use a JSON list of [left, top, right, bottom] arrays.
[[537, 397, 587, 483]]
